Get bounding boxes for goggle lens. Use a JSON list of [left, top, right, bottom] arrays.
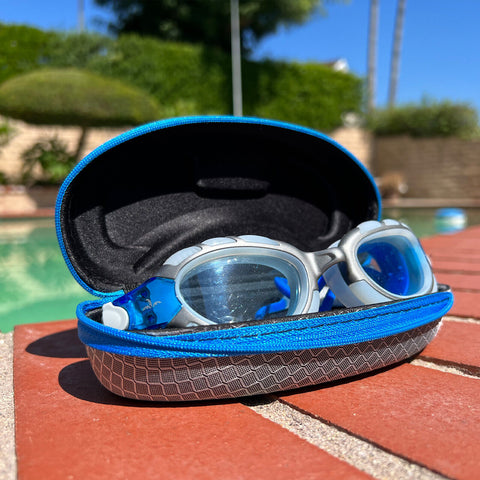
[[179, 255, 301, 323], [357, 235, 427, 296]]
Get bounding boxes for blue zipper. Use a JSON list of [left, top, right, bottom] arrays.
[[77, 291, 453, 358]]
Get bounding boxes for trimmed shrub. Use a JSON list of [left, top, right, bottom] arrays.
[[0, 68, 161, 126], [368, 100, 479, 138]]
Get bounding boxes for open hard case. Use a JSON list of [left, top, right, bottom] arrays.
[[56, 116, 453, 402]]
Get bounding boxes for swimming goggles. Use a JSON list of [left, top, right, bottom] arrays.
[[102, 219, 437, 330]]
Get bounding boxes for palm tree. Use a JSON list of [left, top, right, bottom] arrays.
[[388, 0, 407, 107], [367, 0, 379, 112]]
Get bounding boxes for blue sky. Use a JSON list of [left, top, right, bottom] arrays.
[[1, 0, 479, 113]]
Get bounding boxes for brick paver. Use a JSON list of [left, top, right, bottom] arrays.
[[279, 364, 480, 480], [446, 291, 480, 318], [14, 321, 371, 480], [423, 225, 480, 320], [433, 272, 480, 291], [422, 231, 480, 251], [420, 320, 480, 375]]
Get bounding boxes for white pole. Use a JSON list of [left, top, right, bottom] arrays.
[[230, 0, 243, 116]]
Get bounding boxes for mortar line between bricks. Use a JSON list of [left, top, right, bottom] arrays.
[[242, 396, 450, 480], [411, 357, 480, 379], [443, 315, 480, 324], [434, 268, 480, 275], [446, 287, 480, 293], [431, 256, 480, 263]]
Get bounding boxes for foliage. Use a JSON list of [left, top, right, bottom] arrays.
[[45, 31, 114, 68], [0, 120, 15, 185], [44, 32, 361, 131], [0, 68, 161, 126], [0, 120, 14, 147], [21, 137, 76, 185], [0, 171, 9, 185], [0, 26, 362, 131], [93, 0, 322, 55], [82, 35, 231, 115], [368, 100, 480, 138], [0, 23, 56, 84], [244, 60, 362, 131]]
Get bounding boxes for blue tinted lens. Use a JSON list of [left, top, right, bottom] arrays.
[[179, 255, 301, 324], [357, 236, 427, 295]]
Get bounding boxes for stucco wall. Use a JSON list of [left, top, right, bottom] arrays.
[[329, 126, 372, 170]]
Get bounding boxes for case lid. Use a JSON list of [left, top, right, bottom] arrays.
[[56, 116, 381, 297]]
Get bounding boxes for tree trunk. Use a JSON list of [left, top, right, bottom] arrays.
[[74, 126, 88, 163]]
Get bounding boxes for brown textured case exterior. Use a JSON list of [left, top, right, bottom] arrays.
[[86, 320, 441, 402]]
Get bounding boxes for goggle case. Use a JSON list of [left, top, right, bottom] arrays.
[[56, 116, 453, 402]]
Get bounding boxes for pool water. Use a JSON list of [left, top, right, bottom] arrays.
[[1, 208, 480, 332], [0, 218, 94, 332], [382, 207, 480, 238]]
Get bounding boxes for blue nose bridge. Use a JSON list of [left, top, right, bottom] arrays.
[[113, 277, 182, 329]]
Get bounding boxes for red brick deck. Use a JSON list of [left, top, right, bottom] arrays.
[[13, 226, 480, 480]]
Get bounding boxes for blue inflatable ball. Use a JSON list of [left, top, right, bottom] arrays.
[[435, 208, 467, 233]]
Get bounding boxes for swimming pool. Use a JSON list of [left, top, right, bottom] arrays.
[[382, 207, 480, 238], [0, 218, 93, 332], [1, 208, 479, 332]]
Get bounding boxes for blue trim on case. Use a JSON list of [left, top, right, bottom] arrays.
[[77, 291, 453, 358], [56, 115, 381, 297]]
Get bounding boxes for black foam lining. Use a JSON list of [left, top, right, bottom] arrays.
[[59, 120, 379, 293]]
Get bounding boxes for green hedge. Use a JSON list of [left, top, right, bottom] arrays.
[[368, 100, 479, 138], [0, 68, 160, 126], [0, 24, 56, 84], [244, 60, 362, 131], [52, 32, 363, 131], [85, 35, 231, 116], [0, 25, 363, 131]]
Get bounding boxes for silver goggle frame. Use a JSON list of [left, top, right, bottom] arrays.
[[158, 219, 436, 328]]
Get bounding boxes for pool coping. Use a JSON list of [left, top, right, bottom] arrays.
[[382, 197, 480, 208]]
